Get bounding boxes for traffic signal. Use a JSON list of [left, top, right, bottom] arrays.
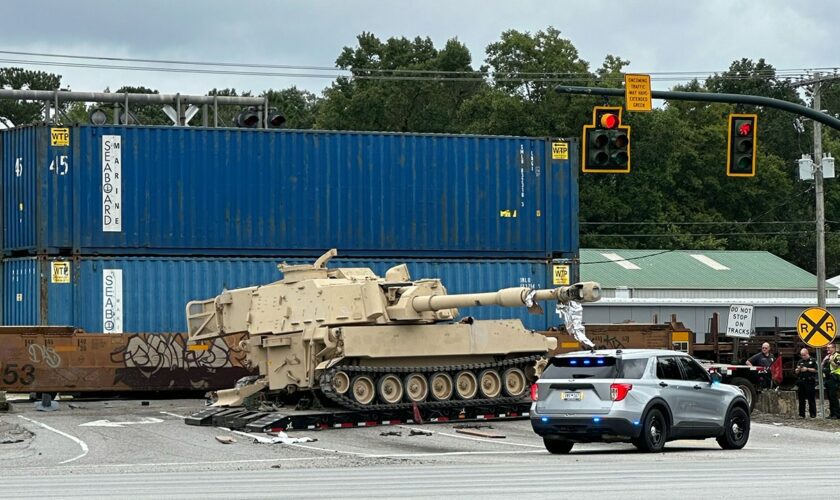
[[726, 114, 757, 177], [582, 106, 631, 173]]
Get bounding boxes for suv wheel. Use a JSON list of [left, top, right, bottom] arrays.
[[633, 408, 667, 453], [543, 438, 574, 454], [717, 406, 750, 450]]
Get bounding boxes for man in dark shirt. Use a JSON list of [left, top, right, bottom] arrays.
[[746, 342, 774, 388], [796, 348, 818, 418]]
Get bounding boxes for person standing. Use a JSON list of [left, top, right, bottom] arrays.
[[746, 342, 775, 388], [822, 343, 840, 419], [795, 348, 818, 418]]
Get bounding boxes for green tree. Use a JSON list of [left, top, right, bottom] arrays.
[[0, 67, 62, 125], [316, 33, 484, 132]]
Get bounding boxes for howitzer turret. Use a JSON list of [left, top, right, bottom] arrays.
[[186, 249, 600, 408]]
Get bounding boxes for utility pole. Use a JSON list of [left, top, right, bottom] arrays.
[[794, 72, 840, 418], [794, 72, 831, 309]]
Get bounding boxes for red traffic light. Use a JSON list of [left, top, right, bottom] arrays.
[[599, 113, 619, 129], [737, 122, 752, 136]]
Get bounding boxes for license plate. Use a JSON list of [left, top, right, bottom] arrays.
[[561, 391, 582, 401]]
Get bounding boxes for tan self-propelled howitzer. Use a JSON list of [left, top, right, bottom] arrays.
[[186, 249, 601, 409]]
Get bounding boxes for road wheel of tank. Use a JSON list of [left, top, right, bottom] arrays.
[[351, 375, 376, 405], [332, 371, 351, 395], [502, 368, 528, 397], [717, 406, 750, 450], [404, 373, 429, 402], [377, 374, 404, 404], [454, 370, 479, 400], [729, 377, 757, 413], [478, 369, 502, 398], [632, 408, 667, 453], [543, 438, 574, 454], [430, 372, 454, 401]]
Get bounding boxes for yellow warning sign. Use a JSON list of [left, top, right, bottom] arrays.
[[552, 142, 569, 160], [798, 307, 837, 348], [50, 127, 70, 146], [51, 261, 71, 284], [624, 74, 652, 112], [552, 265, 570, 286]]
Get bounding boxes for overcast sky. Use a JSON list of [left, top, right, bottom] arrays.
[[0, 0, 836, 96]]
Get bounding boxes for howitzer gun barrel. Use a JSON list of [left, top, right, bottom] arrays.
[[410, 282, 601, 313]]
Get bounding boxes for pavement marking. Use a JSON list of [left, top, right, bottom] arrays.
[[159, 411, 188, 419], [398, 425, 543, 448], [231, 430, 373, 456], [364, 449, 545, 458], [18, 415, 89, 464], [5, 456, 332, 473], [79, 417, 163, 428]]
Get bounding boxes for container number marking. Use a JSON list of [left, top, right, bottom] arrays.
[[103, 269, 123, 333], [15, 158, 23, 177], [49, 155, 69, 175], [102, 135, 122, 232]]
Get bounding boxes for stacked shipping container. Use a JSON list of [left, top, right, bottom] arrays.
[[0, 124, 580, 333]]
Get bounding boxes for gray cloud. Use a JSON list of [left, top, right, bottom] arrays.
[[1, 0, 837, 95]]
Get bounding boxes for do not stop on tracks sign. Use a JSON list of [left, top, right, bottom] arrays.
[[798, 307, 837, 348]]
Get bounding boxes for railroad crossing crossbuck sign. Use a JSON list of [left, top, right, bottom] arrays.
[[798, 307, 837, 348]]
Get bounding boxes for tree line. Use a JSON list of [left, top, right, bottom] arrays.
[[2, 27, 839, 277]]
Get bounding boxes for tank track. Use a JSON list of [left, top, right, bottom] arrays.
[[318, 355, 541, 412]]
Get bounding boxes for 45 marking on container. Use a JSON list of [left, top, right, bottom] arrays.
[[14, 157, 23, 177], [552, 264, 570, 286], [49, 155, 69, 175]]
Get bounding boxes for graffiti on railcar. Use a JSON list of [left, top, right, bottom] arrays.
[[110, 333, 250, 390]]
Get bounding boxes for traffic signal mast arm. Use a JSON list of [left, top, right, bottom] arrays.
[[555, 85, 840, 132]]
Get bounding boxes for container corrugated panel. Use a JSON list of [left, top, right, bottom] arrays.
[[3, 256, 555, 332], [2, 125, 578, 258]]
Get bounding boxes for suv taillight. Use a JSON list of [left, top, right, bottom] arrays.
[[610, 383, 632, 401], [530, 383, 539, 401]]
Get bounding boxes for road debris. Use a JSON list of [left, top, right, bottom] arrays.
[[409, 429, 432, 437], [454, 428, 506, 439], [379, 431, 402, 437], [0, 420, 32, 444], [453, 424, 494, 430], [234, 430, 316, 444], [215, 435, 236, 444], [0, 392, 9, 412]]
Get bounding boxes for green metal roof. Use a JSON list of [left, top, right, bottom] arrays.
[[580, 248, 828, 290]]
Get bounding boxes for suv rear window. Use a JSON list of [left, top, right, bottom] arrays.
[[542, 356, 648, 380]]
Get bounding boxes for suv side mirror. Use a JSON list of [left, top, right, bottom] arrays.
[[710, 371, 722, 384]]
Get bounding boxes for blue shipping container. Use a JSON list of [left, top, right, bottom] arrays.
[[1, 125, 579, 258], [2, 256, 574, 333]]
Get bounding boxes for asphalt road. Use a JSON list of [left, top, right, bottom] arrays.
[[2, 397, 838, 498]]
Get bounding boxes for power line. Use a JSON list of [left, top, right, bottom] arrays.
[[580, 249, 676, 265], [581, 220, 814, 226], [583, 230, 814, 237], [0, 50, 829, 84]]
